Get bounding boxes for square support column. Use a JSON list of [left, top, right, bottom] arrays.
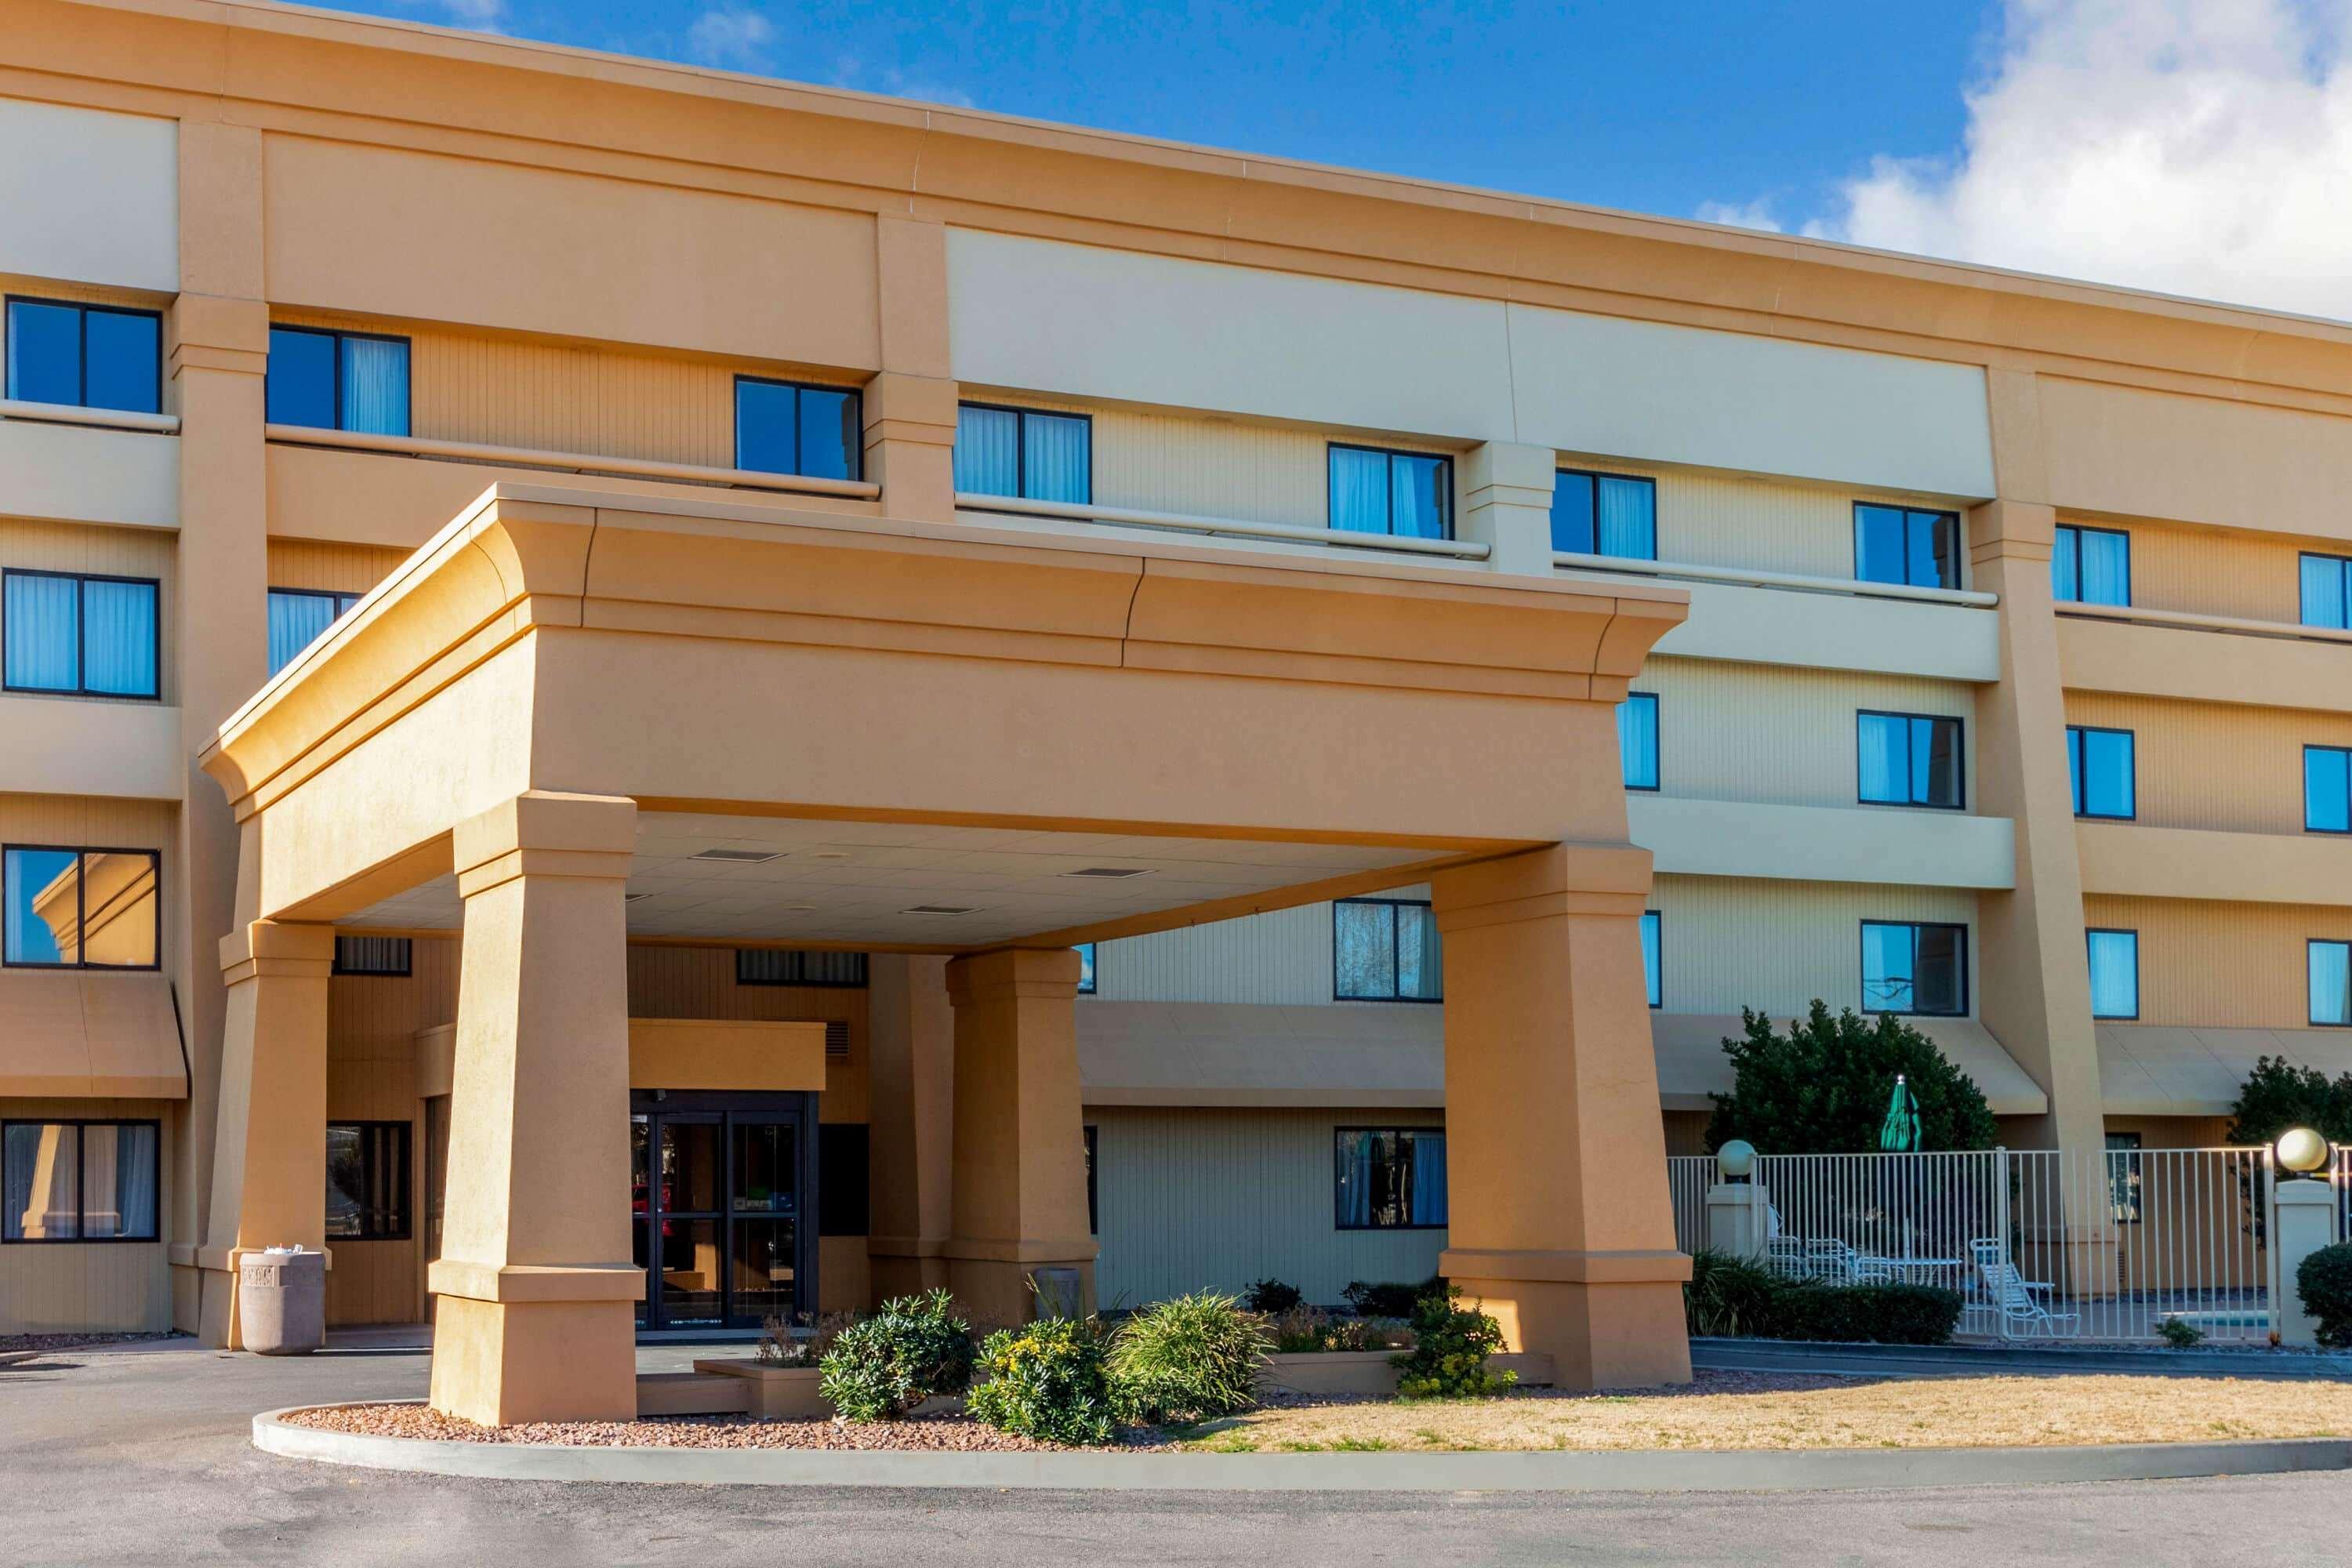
[[864, 215, 960, 523], [1431, 844, 1693, 1389], [428, 791, 643, 1425], [866, 954, 956, 1302], [1459, 441, 1560, 576], [195, 920, 335, 1348], [942, 947, 1098, 1327]]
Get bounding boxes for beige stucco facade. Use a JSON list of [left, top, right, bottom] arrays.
[[6, 0, 2352, 1408]]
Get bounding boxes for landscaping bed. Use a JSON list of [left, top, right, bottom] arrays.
[[282, 1403, 1088, 1451]]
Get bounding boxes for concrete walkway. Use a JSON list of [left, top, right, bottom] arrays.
[[1693, 1336, 2352, 1381]]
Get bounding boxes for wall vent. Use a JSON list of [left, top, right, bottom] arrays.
[[825, 1020, 851, 1058]]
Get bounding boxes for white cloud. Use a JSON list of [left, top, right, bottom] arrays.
[[384, 0, 506, 31], [826, 53, 975, 110], [1804, 0, 2352, 320], [1693, 198, 1784, 234], [688, 6, 776, 69]]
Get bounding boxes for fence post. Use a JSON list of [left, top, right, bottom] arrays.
[[2272, 1171, 2339, 1347], [1705, 1180, 1769, 1261]]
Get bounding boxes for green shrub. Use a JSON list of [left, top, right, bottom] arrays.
[[1266, 1305, 1409, 1353], [2297, 1243, 2352, 1348], [1344, 1275, 1446, 1319], [1682, 1250, 1786, 1338], [2156, 1316, 2205, 1349], [1707, 1001, 1997, 1154], [1106, 1292, 1269, 1425], [1243, 1277, 1303, 1314], [1776, 1283, 1961, 1345], [816, 1290, 976, 1421], [1389, 1286, 1515, 1399], [967, 1316, 1118, 1446]]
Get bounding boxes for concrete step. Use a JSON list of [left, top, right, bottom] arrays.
[[635, 1369, 753, 1416]]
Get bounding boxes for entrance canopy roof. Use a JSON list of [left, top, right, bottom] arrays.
[[203, 484, 1685, 949]]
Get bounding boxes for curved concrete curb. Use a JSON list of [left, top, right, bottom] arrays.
[[253, 1406, 2352, 1493]]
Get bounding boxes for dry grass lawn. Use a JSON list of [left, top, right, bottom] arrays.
[[1181, 1370, 2352, 1452]]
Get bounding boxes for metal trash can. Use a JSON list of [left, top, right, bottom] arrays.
[[238, 1247, 325, 1356]]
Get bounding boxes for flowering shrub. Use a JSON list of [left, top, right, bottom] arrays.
[[1389, 1286, 1514, 1399], [816, 1290, 976, 1421], [967, 1316, 1118, 1446]]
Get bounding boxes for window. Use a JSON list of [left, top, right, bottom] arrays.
[[1334, 1128, 1447, 1229], [2311, 939, 2352, 1026], [2086, 929, 2139, 1020], [333, 935, 412, 976], [1853, 503, 1961, 590], [1333, 898, 1443, 1001], [1083, 1125, 1098, 1235], [1857, 711, 1963, 808], [818, 1123, 869, 1237], [2052, 524, 2131, 606], [1552, 470, 1657, 558], [1329, 444, 1452, 540], [3, 570, 160, 699], [325, 1122, 410, 1241], [3, 847, 159, 969], [1075, 942, 1097, 995], [4, 298, 160, 414], [953, 404, 1091, 503], [1641, 910, 1662, 1009], [734, 378, 862, 481], [266, 325, 410, 435], [2107, 1131, 2143, 1225], [2302, 554, 2352, 630], [2, 1120, 158, 1241], [266, 587, 361, 677], [735, 949, 869, 987], [2067, 726, 2136, 820], [1860, 920, 1967, 1016], [1618, 693, 1660, 791], [2309, 747, 2352, 834]]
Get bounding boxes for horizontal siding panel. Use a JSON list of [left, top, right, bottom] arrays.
[[1652, 874, 1980, 1018], [2082, 894, 2352, 1029], [2064, 691, 2352, 836]]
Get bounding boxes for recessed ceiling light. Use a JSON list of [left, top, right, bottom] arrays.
[[1063, 866, 1153, 879], [902, 905, 980, 916], [777, 903, 818, 913], [808, 851, 854, 861], [690, 848, 783, 864]]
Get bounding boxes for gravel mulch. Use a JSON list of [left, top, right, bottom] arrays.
[[0, 1331, 179, 1355], [285, 1403, 1120, 1451]]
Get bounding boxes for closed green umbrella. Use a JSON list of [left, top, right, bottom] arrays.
[[1880, 1073, 1922, 1152]]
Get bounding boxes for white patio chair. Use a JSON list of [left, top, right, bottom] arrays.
[[1969, 1237, 2078, 1339], [1805, 1237, 1893, 1285], [1763, 1237, 1812, 1281]]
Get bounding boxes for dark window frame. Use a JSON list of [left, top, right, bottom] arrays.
[[1856, 709, 1966, 811], [1852, 502, 1962, 591], [1327, 441, 1456, 540], [2, 844, 162, 971], [332, 935, 413, 977], [2310, 938, 2352, 1028], [733, 949, 870, 988], [1641, 908, 1663, 1010], [1331, 896, 1444, 1004], [1552, 467, 1660, 560], [2, 295, 164, 415], [731, 375, 866, 481], [1859, 919, 1969, 1018], [2106, 1131, 2144, 1225], [1083, 1124, 1098, 1235], [2053, 523, 2132, 606], [2067, 724, 2138, 822], [1621, 691, 1661, 793], [956, 401, 1094, 504], [0, 1118, 162, 1244], [266, 586, 364, 678], [1332, 1125, 1449, 1232], [325, 1120, 412, 1242], [1075, 942, 1098, 996], [817, 1123, 870, 1238], [2307, 744, 2352, 836], [2302, 552, 2352, 630], [1, 568, 163, 702], [265, 323, 412, 434], [2085, 927, 2141, 1022]]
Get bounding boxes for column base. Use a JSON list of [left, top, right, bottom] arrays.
[[942, 1240, 1097, 1329], [430, 1295, 639, 1425], [866, 1235, 951, 1305], [1442, 1247, 1693, 1390]]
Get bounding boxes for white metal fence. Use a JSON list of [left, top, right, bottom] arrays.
[[1667, 1145, 2336, 1344]]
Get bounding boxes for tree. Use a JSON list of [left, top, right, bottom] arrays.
[[1704, 1000, 1997, 1155], [2226, 1055, 2352, 1148]]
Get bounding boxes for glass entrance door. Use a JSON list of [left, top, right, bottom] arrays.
[[632, 1094, 813, 1330]]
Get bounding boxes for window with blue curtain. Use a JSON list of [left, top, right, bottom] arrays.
[[2052, 524, 2131, 606], [1617, 692, 1660, 790], [734, 378, 862, 481], [2308, 746, 2352, 834], [1333, 1127, 1447, 1229], [2086, 929, 2139, 1019], [2302, 554, 2352, 630], [266, 588, 361, 677], [1552, 470, 1657, 559], [3, 846, 160, 969], [1640, 909, 1662, 1008], [2312, 940, 2352, 1026], [1861, 920, 1966, 1016], [1857, 711, 1963, 808], [266, 327, 409, 435], [2067, 726, 2136, 819], [4, 298, 160, 415], [1074, 942, 1097, 996], [952, 404, 1090, 503], [1329, 445, 1453, 539], [2, 570, 158, 699], [1853, 503, 1961, 590], [1333, 898, 1443, 1001]]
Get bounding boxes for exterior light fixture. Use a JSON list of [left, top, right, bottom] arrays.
[[2277, 1127, 2329, 1178], [1716, 1138, 1756, 1181]]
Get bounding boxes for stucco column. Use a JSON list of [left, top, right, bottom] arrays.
[[1432, 843, 1693, 1390], [941, 947, 1098, 1327], [169, 118, 274, 1333], [1459, 441, 1559, 576], [194, 919, 335, 1348], [866, 953, 956, 1303], [865, 214, 960, 524], [427, 791, 642, 1425]]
